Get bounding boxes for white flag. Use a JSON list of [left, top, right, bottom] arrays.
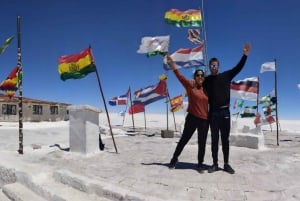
[[260, 61, 276, 73], [137, 35, 170, 56]]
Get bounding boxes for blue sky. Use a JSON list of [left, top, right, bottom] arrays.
[[0, 0, 300, 120]]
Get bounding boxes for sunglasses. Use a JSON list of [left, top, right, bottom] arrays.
[[196, 74, 204, 77], [210, 64, 218, 68]]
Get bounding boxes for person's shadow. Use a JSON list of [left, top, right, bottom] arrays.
[[141, 162, 210, 171]]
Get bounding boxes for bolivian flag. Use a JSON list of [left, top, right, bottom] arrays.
[[165, 9, 202, 28], [0, 66, 20, 98], [58, 47, 96, 81]]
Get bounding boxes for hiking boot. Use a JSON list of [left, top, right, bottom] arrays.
[[168, 158, 178, 169], [224, 164, 235, 174], [197, 164, 205, 174], [208, 164, 219, 173]]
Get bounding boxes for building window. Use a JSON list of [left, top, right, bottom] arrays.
[[50, 105, 58, 115], [2, 104, 17, 115], [33, 105, 43, 115]]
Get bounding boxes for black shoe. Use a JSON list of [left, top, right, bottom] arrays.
[[224, 164, 235, 174], [168, 158, 178, 169], [197, 164, 205, 174], [208, 164, 219, 173]]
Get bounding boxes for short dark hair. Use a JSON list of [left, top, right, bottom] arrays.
[[193, 69, 205, 79], [209, 57, 219, 66]]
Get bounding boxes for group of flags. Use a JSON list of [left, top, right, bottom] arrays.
[[230, 61, 278, 125], [0, 36, 21, 99], [136, 8, 205, 71]]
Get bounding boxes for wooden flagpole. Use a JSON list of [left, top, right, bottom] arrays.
[[128, 87, 136, 131], [274, 59, 279, 145], [17, 16, 23, 155], [94, 68, 118, 153], [89, 46, 118, 153], [167, 91, 177, 132]]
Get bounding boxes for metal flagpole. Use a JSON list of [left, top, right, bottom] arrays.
[[17, 16, 23, 155], [274, 59, 279, 145]]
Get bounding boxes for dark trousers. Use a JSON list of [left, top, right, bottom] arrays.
[[209, 108, 231, 165], [172, 113, 209, 165]]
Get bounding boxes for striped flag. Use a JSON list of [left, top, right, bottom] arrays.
[[165, 9, 202, 28], [230, 77, 258, 101], [0, 66, 20, 98], [187, 29, 203, 44], [58, 47, 96, 81], [170, 94, 183, 113], [240, 106, 257, 118], [163, 45, 204, 70], [132, 80, 167, 106]]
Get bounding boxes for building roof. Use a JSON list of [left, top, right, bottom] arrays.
[[0, 94, 71, 105]]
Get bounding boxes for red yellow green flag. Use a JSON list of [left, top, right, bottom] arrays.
[[170, 94, 183, 112], [58, 47, 96, 81], [0, 66, 20, 98], [165, 9, 202, 28]]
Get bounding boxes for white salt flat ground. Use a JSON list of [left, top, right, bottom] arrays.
[[0, 113, 300, 200]]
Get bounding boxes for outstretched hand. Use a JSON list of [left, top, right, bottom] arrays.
[[243, 43, 251, 56]]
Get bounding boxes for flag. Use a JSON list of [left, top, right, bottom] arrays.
[[132, 80, 167, 106], [262, 104, 276, 115], [240, 106, 257, 118], [128, 104, 145, 115], [230, 77, 258, 101], [260, 61, 276, 73], [187, 29, 203, 44], [137, 35, 170, 57], [258, 95, 271, 104], [58, 47, 96, 81], [165, 9, 202, 28], [119, 110, 126, 116], [254, 112, 261, 125], [266, 115, 276, 124], [109, 88, 130, 106], [0, 66, 20, 98], [0, 36, 14, 55], [233, 99, 244, 109], [170, 94, 183, 113], [163, 45, 204, 70]]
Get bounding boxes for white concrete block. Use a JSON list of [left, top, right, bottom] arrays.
[[68, 105, 101, 154]]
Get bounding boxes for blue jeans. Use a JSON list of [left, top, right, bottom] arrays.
[[209, 108, 231, 165]]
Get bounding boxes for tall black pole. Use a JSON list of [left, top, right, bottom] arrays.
[[17, 16, 23, 154]]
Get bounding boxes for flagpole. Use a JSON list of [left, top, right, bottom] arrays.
[[128, 87, 135, 131], [256, 77, 260, 127], [274, 59, 279, 145], [200, 0, 209, 72], [89, 46, 118, 153], [17, 16, 23, 155], [143, 110, 146, 131], [167, 91, 177, 132], [122, 87, 130, 127], [94, 68, 118, 153]]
